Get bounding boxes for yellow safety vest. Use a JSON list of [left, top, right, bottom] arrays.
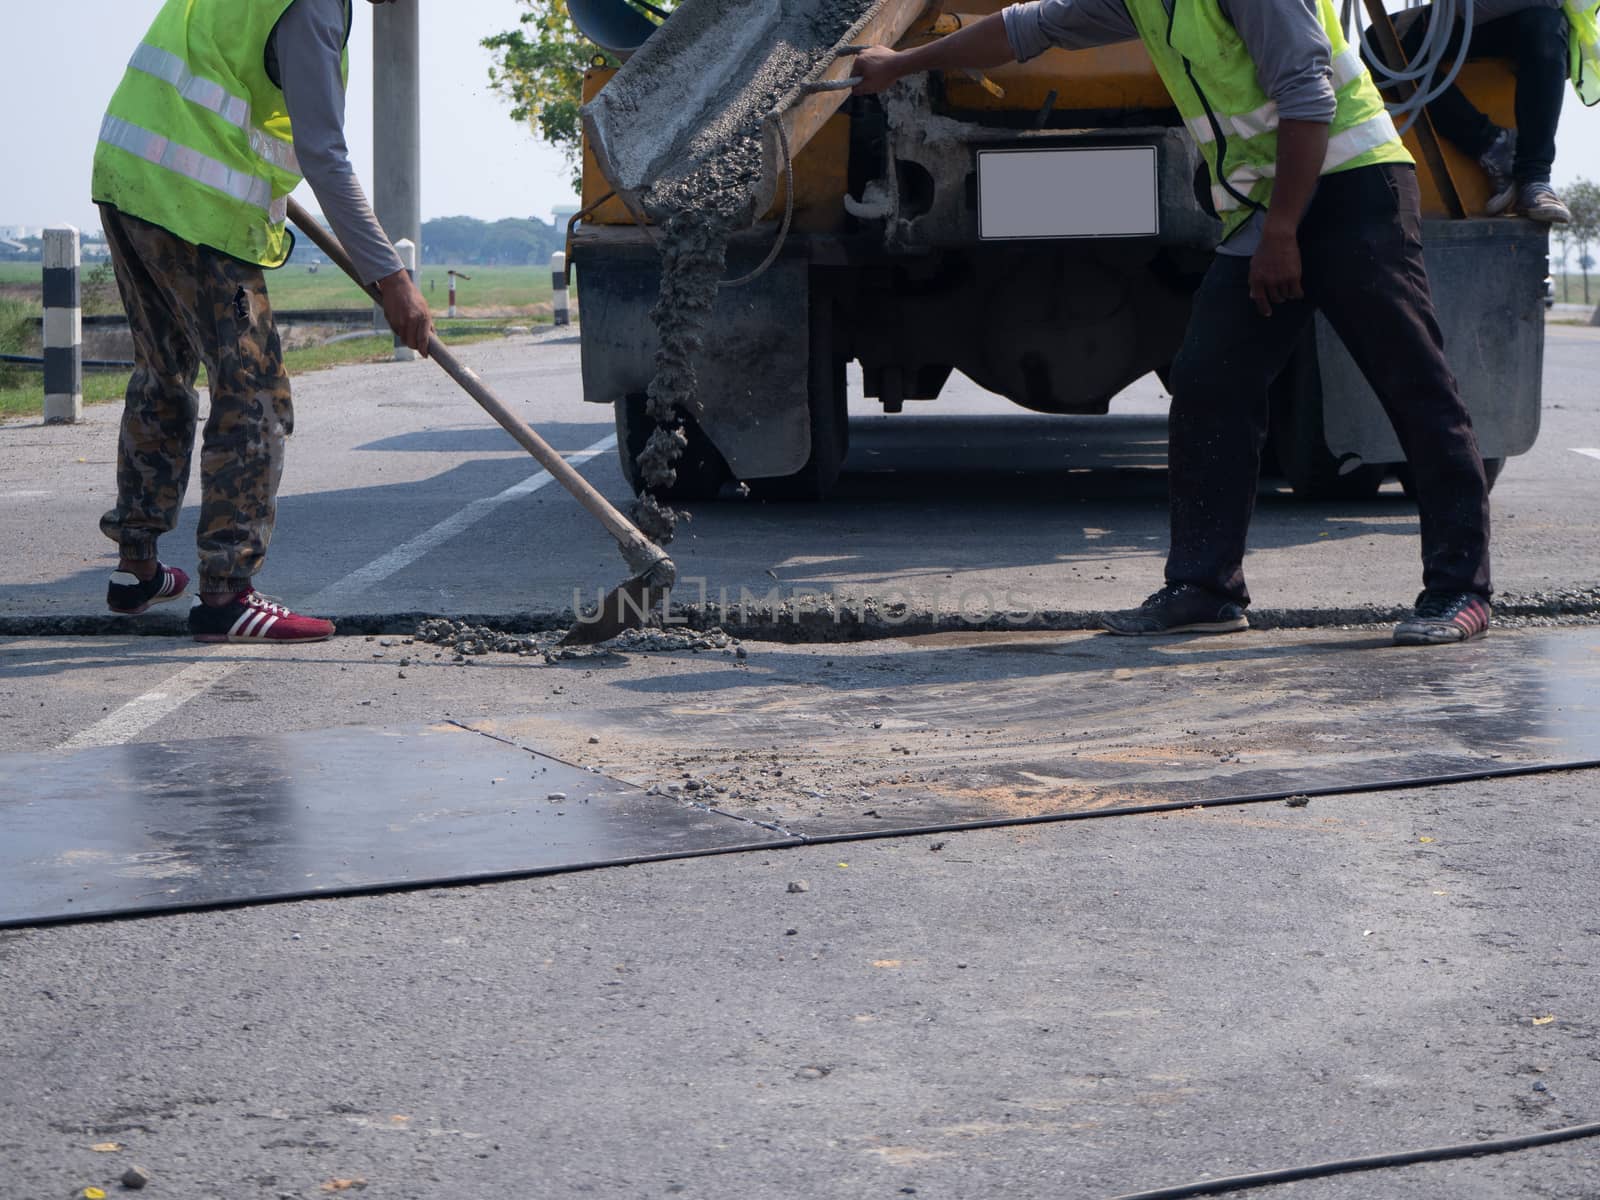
[[1566, 0, 1600, 105], [1125, 0, 1414, 240], [92, 0, 350, 267]]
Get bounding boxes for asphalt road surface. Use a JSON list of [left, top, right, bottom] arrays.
[[3, 322, 1599, 629], [4, 320, 1599, 1200]]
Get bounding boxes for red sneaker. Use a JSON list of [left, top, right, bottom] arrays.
[[107, 562, 190, 615], [188, 590, 336, 644]]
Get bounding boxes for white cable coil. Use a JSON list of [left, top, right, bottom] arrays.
[[1344, 0, 1476, 135]]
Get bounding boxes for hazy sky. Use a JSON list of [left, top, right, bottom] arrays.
[[4, 1, 579, 232], [4, 1, 1599, 233]]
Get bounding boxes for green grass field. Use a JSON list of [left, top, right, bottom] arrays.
[[1549, 275, 1600, 306], [0, 261, 555, 315], [0, 319, 518, 420], [0, 258, 562, 419]]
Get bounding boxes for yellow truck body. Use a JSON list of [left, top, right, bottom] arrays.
[[570, 1, 1546, 500]]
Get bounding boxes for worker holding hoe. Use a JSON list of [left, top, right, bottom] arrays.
[[93, 0, 431, 644], [855, 0, 1499, 646]]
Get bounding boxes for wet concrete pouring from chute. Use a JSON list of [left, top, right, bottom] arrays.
[[627, 0, 878, 544]]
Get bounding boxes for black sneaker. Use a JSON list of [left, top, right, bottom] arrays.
[[1393, 591, 1491, 645], [106, 562, 190, 615], [1100, 583, 1249, 636], [1478, 127, 1516, 215], [1514, 181, 1571, 224]]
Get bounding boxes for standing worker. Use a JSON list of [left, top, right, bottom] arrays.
[[94, 0, 432, 643], [854, 0, 1496, 646], [1377, 0, 1596, 222]]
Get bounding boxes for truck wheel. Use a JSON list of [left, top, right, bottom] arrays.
[[1393, 457, 1504, 499], [1268, 341, 1387, 501], [613, 393, 734, 501], [746, 356, 847, 501], [745, 297, 849, 501]]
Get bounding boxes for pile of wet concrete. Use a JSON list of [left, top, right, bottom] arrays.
[[414, 617, 748, 663]]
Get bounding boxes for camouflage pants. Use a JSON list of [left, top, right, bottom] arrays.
[[97, 204, 293, 595]]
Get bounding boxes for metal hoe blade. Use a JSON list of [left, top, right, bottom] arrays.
[[561, 558, 677, 645]]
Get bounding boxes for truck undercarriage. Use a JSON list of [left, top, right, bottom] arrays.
[[569, 1, 1547, 502]]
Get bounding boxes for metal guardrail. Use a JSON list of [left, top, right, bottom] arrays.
[[1, 352, 134, 372], [31, 307, 380, 330]]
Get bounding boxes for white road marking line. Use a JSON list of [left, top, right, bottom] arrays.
[[305, 434, 617, 609], [57, 657, 248, 751], [1573, 448, 1600, 462], [57, 437, 619, 750]]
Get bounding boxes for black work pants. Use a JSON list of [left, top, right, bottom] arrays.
[[1396, 5, 1568, 183], [1164, 163, 1491, 607]]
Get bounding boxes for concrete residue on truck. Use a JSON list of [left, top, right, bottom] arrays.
[[574, 0, 1546, 509], [609, 0, 877, 542]]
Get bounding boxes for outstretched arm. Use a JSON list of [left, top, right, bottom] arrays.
[[852, 13, 1018, 95], [853, 0, 1140, 95], [275, 0, 433, 354]]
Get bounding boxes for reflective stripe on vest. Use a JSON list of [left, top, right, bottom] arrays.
[[123, 42, 300, 175], [1183, 47, 1369, 147], [92, 0, 347, 267], [1206, 110, 1401, 213], [1126, 0, 1412, 240], [98, 114, 288, 224], [128, 42, 249, 127], [1566, 0, 1600, 105]]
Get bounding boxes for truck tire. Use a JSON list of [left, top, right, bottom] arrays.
[[1268, 340, 1387, 501], [746, 353, 848, 501], [613, 393, 734, 501], [745, 292, 849, 501]]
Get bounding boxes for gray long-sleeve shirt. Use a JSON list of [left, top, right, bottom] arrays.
[[270, 0, 404, 284], [1003, 0, 1354, 252], [1003, 0, 1342, 123]]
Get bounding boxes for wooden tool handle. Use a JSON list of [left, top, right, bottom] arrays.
[[286, 198, 667, 574]]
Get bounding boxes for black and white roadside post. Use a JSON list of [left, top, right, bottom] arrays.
[[552, 251, 569, 327], [43, 226, 82, 424], [448, 269, 470, 318], [393, 238, 418, 362]]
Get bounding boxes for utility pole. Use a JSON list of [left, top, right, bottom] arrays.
[[372, 1, 421, 329]]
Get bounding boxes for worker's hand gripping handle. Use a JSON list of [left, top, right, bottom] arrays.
[[285, 199, 672, 579]]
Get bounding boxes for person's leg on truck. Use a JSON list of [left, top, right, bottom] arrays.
[[1390, 1, 1570, 221]]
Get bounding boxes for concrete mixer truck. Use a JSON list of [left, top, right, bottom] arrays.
[[563, 0, 1548, 501]]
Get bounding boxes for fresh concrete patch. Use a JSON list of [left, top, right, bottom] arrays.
[[463, 626, 1600, 832]]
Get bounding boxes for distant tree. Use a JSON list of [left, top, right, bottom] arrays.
[[1567, 178, 1600, 310], [483, 0, 675, 189], [422, 215, 562, 265], [424, 215, 498, 263], [1551, 223, 1572, 302], [483, 1, 608, 190], [80, 260, 122, 316]]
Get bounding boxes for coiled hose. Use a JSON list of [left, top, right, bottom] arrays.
[[1345, 0, 1476, 134]]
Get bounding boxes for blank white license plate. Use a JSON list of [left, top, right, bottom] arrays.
[[977, 146, 1159, 240]]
